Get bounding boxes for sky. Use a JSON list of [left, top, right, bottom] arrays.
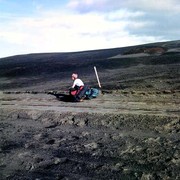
[[0, 0, 180, 58]]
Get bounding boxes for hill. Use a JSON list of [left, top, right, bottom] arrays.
[[0, 40, 180, 179], [0, 40, 180, 91]]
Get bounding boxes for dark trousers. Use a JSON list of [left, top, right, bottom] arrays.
[[70, 85, 88, 102]]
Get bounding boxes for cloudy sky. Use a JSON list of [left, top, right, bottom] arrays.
[[0, 0, 179, 58]]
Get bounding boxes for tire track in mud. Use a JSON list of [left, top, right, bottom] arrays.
[[0, 91, 180, 179], [1, 90, 180, 116], [0, 112, 179, 179]]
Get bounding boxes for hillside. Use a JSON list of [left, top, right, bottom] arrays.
[[0, 40, 180, 179], [0, 40, 180, 91]]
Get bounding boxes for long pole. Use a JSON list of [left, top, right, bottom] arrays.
[[94, 66, 101, 88]]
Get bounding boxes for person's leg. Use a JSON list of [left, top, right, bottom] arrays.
[[76, 86, 88, 101]]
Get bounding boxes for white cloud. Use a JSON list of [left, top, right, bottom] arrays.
[[0, 0, 179, 58], [67, 0, 180, 13], [1, 9, 156, 57], [130, 0, 180, 13], [105, 9, 145, 21]]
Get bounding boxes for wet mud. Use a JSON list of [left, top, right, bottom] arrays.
[[0, 91, 179, 180]]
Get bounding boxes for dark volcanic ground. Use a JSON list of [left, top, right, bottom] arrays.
[[0, 40, 180, 179]]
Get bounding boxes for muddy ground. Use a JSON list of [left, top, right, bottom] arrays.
[[0, 89, 179, 180], [0, 41, 180, 179]]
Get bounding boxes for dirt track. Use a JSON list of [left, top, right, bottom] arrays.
[[0, 90, 179, 179], [1, 90, 180, 116]]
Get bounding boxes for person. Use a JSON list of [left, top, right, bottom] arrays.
[[70, 73, 88, 102], [71, 73, 84, 89]]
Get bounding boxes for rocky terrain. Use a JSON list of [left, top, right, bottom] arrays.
[[0, 40, 180, 179]]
